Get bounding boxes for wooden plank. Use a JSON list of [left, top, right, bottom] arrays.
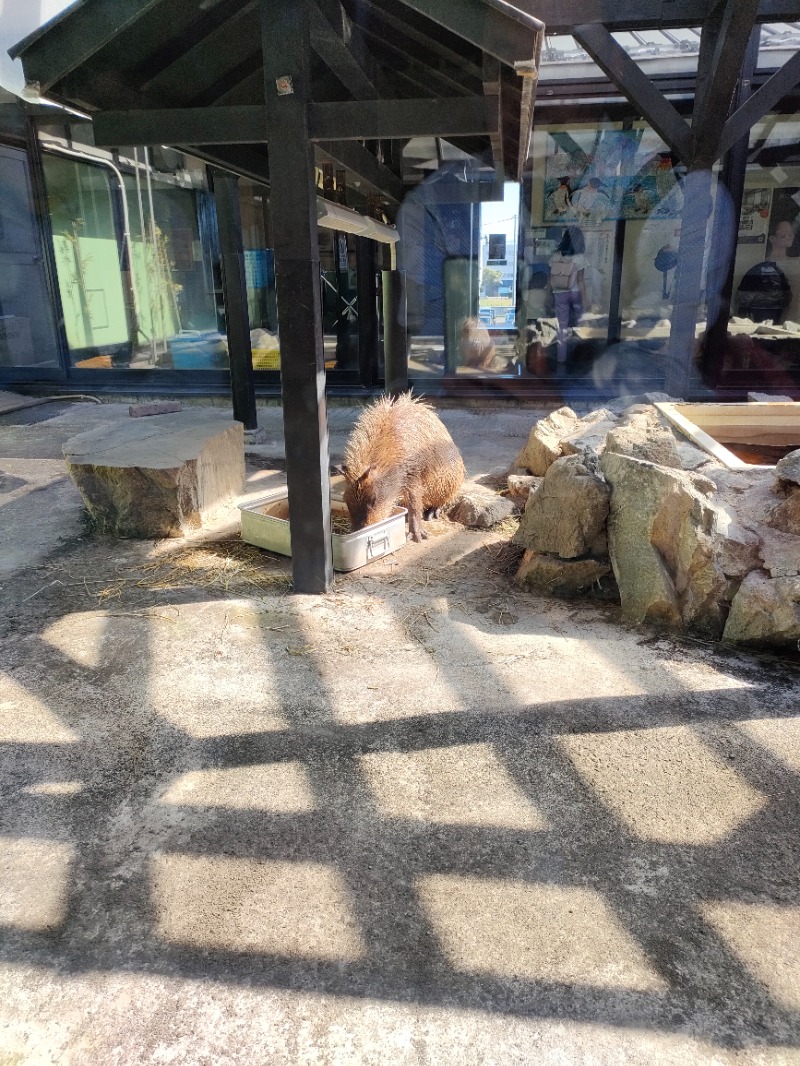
[[316, 141, 403, 202], [655, 403, 751, 468], [309, 97, 498, 140], [261, 0, 332, 594], [691, 0, 760, 167], [572, 23, 693, 163], [395, 0, 540, 67], [308, 0, 380, 100], [718, 48, 800, 159], [10, 0, 170, 92], [92, 106, 268, 147]]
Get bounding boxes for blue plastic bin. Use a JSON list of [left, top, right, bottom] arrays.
[[169, 331, 228, 369]]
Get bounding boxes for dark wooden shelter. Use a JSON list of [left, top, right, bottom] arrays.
[[11, 0, 800, 592]]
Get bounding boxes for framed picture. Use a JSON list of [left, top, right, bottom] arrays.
[[543, 129, 683, 223]]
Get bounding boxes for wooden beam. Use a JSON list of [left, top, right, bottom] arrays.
[[310, 97, 498, 140], [316, 141, 404, 202], [572, 23, 693, 163], [10, 0, 170, 92], [691, 0, 760, 167], [483, 55, 506, 182], [92, 106, 268, 146], [261, 0, 333, 594], [308, 0, 380, 100], [357, 22, 475, 97], [359, 0, 483, 85], [140, 5, 261, 103], [718, 47, 800, 158], [395, 0, 539, 67]]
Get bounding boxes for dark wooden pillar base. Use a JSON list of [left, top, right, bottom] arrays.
[[262, 0, 332, 593]]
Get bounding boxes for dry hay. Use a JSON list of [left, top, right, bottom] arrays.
[[95, 538, 291, 602]]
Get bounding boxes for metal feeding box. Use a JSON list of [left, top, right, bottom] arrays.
[[239, 487, 407, 572]]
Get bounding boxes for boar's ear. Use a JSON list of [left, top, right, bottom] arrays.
[[356, 464, 376, 484]]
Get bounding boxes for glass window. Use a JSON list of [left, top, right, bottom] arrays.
[[723, 113, 800, 391], [42, 143, 222, 370], [758, 23, 800, 69], [523, 120, 721, 397], [0, 144, 60, 369]]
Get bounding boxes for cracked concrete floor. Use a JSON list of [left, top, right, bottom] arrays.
[[1, 400, 800, 1065]]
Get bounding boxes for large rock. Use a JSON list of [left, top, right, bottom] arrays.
[[448, 484, 516, 529], [515, 550, 611, 597], [759, 527, 800, 578], [775, 448, 800, 487], [64, 412, 244, 537], [723, 570, 800, 647], [713, 505, 763, 578], [560, 408, 619, 460], [515, 406, 579, 475], [601, 451, 727, 633], [766, 490, 800, 537], [604, 408, 683, 469], [506, 474, 542, 509], [514, 455, 610, 559]]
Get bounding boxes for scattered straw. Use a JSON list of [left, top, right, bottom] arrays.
[[93, 538, 291, 604]]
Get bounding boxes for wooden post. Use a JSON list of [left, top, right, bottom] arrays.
[[705, 28, 760, 389], [356, 236, 379, 387], [212, 168, 258, 431], [381, 270, 408, 395], [261, 0, 332, 593]]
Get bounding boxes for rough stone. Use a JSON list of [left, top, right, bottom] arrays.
[[514, 455, 610, 559], [63, 411, 245, 538], [506, 474, 542, 509], [775, 448, 800, 487], [713, 504, 763, 579], [758, 527, 800, 578], [515, 406, 579, 475], [601, 451, 727, 634], [604, 409, 683, 469], [561, 409, 619, 460], [766, 489, 800, 537], [515, 550, 611, 597], [676, 442, 713, 470], [723, 570, 800, 647], [448, 483, 516, 529]]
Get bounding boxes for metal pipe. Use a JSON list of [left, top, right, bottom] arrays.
[[40, 140, 143, 350]]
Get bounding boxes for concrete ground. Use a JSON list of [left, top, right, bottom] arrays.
[[1, 397, 799, 1065]]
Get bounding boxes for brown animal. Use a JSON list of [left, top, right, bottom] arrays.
[[459, 316, 496, 370], [342, 393, 465, 542]]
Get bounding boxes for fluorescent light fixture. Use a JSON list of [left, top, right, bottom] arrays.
[[316, 198, 398, 244], [316, 198, 369, 235], [361, 217, 399, 244]]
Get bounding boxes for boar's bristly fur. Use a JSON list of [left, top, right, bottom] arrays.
[[342, 393, 465, 542]]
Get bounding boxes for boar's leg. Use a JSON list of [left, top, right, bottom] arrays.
[[423, 506, 441, 520]]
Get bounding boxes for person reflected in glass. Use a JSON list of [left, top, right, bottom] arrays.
[[549, 226, 587, 368]]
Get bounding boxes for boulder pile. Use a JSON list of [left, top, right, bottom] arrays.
[[510, 397, 800, 649]]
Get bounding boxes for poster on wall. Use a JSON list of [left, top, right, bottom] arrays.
[[738, 187, 771, 246], [542, 129, 684, 223]]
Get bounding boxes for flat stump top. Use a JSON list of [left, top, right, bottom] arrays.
[[63, 411, 241, 469]]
